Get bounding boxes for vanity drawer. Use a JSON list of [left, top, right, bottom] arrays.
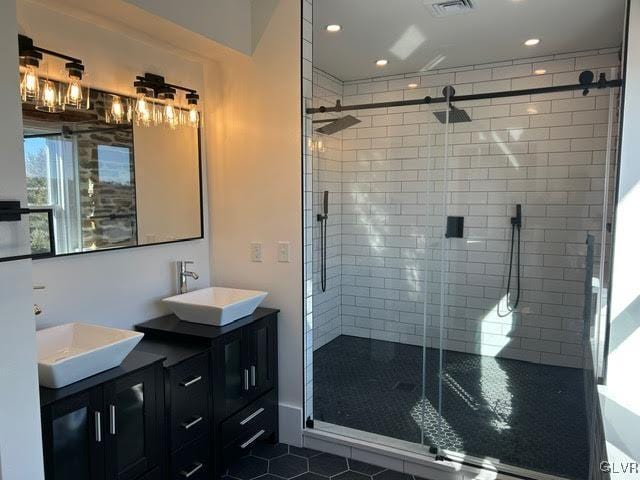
[[170, 398, 209, 452], [220, 390, 277, 447], [171, 436, 210, 480]]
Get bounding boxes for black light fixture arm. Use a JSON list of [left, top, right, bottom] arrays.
[[18, 34, 82, 65]]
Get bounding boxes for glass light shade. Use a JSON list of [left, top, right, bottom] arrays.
[[20, 65, 39, 102], [110, 95, 125, 123], [135, 94, 152, 126], [36, 79, 65, 113], [65, 77, 83, 108], [188, 105, 199, 128], [163, 99, 179, 129]]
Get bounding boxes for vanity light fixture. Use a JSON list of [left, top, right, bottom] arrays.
[[326, 24, 342, 32], [133, 73, 200, 129], [376, 59, 388, 67], [18, 34, 88, 111], [524, 38, 540, 46]]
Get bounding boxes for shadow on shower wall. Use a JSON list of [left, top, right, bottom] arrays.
[[311, 49, 619, 370]]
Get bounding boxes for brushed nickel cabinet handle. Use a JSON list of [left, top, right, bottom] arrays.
[[240, 407, 265, 426], [181, 416, 203, 430], [180, 462, 203, 478], [109, 405, 116, 435], [240, 430, 265, 449], [180, 375, 202, 388], [250, 365, 256, 387], [94, 411, 102, 442], [243, 369, 249, 391]]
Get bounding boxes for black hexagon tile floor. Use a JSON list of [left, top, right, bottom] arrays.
[[314, 335, 590, 479], [224, 442, 425, 480]]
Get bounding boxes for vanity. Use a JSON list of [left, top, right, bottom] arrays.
[[38, 307, 279, 480]]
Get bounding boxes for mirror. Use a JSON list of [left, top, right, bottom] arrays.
[[21, 87, 202, 257]]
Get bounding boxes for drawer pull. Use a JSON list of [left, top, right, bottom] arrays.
[[179, 462, 203, 478], [181, 416, 204, 430], [240, 407, 265, 426], [180, 375, 202, 388], [240, 429, 265, 449]]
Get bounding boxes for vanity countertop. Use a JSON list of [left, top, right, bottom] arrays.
[[135, 307, 279, 343], [135, 337, 211, 368], [39, 349, 165, 407]]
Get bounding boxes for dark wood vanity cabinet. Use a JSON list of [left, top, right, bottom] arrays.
[[136, 307, 279, 479], [40, 352, 164, 480]]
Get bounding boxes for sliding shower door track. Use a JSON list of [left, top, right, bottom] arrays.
[[303, 421, 571, 480]]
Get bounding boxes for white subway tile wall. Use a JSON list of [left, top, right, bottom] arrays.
[[311, 49, 620, 369]]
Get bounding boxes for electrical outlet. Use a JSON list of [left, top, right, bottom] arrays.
[[250, 242, 263, 262], [277, 241, 290, 262]]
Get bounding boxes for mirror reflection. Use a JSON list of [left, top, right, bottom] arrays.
[[22, 87, 202, 256]]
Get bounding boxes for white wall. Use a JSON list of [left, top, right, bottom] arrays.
[[122, 0, 253, 55], [17, 0, 211, 330], [206, 0, 303, 445], [0, 1, 44, 478], [600, 0, 640, 475]]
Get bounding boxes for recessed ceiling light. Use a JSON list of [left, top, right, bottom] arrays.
[[376, 59, 388, 67], [408, 83, 418, 88], [326, 24, 341, 32], [534, 68, 547, 75], [524, 38, 540, 46]]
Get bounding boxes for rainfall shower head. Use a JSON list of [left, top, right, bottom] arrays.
[[314, 115, 361, 135], [433, 105, 471, 124]]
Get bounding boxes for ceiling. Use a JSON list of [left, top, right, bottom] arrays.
[[313, 0, 626, 81]]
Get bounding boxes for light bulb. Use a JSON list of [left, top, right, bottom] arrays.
[[20, 65, 39, 101], [188, 105, 199, 127], [65, 78, 83, 108], [36, 79, 64, 113], [135, 95, 151, 126], [111, 95, 124, 123], [163, 99, 178, 129]]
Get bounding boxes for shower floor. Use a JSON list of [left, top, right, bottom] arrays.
[[313, 335, 589, 479]]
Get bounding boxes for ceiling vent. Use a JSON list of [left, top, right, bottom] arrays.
[[426, 0, 475, 17]]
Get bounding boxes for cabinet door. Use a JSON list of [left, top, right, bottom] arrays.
[[103, 367, 159, 480], [214, 328, 247, 417], [41, 389, 104, 480], [246, 315, 277, 400]]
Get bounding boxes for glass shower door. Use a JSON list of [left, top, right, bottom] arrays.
[[421, 85, 619, 479]]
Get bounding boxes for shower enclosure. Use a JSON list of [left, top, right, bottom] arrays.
[[306, 54, 621, 479]]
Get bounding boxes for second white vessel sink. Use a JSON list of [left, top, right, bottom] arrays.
[[37, 323, 144, 388], [162, 287, 268, 326]]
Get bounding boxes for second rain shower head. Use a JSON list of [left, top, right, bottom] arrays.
[[314, 115, 361, 135], [433, 105, 472, 124]]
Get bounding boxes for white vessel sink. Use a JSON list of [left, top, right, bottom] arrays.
[[163, 287, 268, 326], [36, 323, 144, 389]]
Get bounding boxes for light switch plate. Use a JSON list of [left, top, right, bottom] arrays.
[[278, 241, 290, 263], [250, 242, 263, 262]]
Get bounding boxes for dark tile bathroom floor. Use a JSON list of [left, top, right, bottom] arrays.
[[313, 336, 590, 479], [225, 442, 423, 480]]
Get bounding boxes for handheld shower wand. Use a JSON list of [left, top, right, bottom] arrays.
[[317, 191, 329, 292], [500, 204, 522, 316]]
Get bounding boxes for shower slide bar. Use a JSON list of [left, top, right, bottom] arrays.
[[306, 70, 623, 114]]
